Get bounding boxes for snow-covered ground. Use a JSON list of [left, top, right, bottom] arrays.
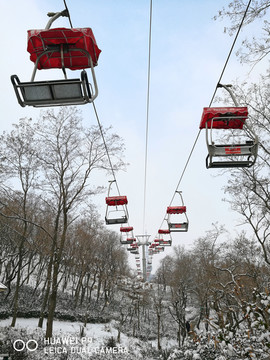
[[0, 317, 129, 347], [0, 317, 174, 359], [1, 317, 118, 339]]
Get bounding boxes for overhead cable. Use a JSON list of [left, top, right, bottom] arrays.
[[142, 0, 153, 234], [63, 0, 73, 27]]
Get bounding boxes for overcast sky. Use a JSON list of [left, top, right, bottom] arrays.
[[0, 0, 266, 273]]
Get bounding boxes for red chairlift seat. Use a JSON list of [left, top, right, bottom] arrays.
[[199, 84, 258, 169], [160, 240, 172, 246], [156, 246, 165, 252], [167, 206, 186, 214], [11, 10, 101, 107], [199, 107, 247, 130], [106, 196, 128, 206], [167, 191, 189, 232], [158, 229, 171, 234], [120, 226, 133, 232], [27, 27, 101, 70]]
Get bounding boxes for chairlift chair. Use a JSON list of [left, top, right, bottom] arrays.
[[158, 229, 172, 244], [156, 246, 165, 252], [120, 226, 134, 244], [167, 191, 189, 232], [120, 238, 134, 245], [200, 84, 258, 169], [105, 181, 128, 225], [158, 239, 172, 247], [11, 9, 101, 107]]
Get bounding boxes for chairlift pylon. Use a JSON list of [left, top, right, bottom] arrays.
[[167, 191, 189, 232], [200, 84, 258, 169], [11, 9, 101, 107], [105, 180, 128, 225]]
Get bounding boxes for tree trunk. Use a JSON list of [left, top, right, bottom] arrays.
[[45, 254, 59, 339], [157, 314, 161, 350], [38, 256, 53, 328], [11, 232, 26, 328], [11, 253, 22, 327]]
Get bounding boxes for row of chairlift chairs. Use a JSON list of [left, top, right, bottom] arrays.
[[105, 181, 189, 255], [10, 10, 259, 252]]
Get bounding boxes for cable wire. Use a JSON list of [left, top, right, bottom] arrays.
[[157, 0, 252, 233], [92, 102, 121, 196], [63, 0, 73, 28], [209, 0, 252, 107], [63, 0, 124, 197], [142, 0, 153, 234]]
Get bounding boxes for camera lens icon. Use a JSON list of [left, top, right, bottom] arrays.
[[13, 339, 38, 352]]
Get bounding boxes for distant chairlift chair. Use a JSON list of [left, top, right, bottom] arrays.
[[157, 229, 172, 246], [120, 226, 135, 245], [11, 9, 101, 107], [167, 191, 189, 232], [200, 84, 258, 169]]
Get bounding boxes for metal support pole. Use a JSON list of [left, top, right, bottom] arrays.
[[142, 244, 147, 281], [136, 234, 151, 282]]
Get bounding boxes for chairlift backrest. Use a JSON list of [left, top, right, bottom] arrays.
[[106, 196, 128, 206], [199, 107, 248, 129], [27, 27, 101, 70], [167, 206, 186, 214], [120, 226, 133, 232], [158, 229, 170, 234]]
